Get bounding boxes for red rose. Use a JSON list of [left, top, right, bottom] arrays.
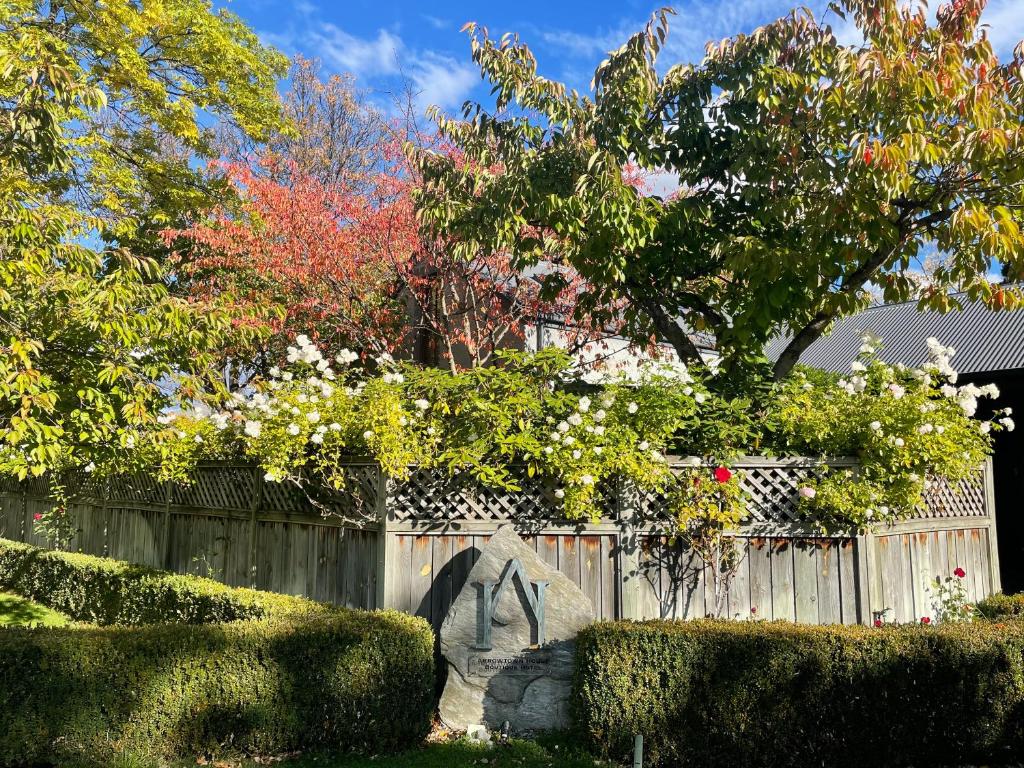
[[953, 567, 966, 578], [920, 616, 931, 625], [863, 146, 874, 165], [874, 619, 883, 628], [714, 466, 732, 484], [32, 513, 42, 521]]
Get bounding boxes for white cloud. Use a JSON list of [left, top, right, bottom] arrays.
[[409, 52, 479, 110], [422, 14, 450, 31], [307, 24, 404, 79]]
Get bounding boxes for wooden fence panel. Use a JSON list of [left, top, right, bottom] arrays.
[[0, 458, 1000, 627]]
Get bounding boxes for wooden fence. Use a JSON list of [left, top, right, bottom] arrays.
[[0, 457, 1000, 631]]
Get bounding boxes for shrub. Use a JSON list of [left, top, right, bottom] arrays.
[[0, 537, 318, 625], [574, 619, 1024, 768], [0, 540, 435, 766], [976, 592, 1024, 621], [0, 610, 434, 766]]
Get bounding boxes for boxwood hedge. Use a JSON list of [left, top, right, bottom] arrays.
[[0, 539, 435, 766], [976, 592, 1024, 621], [0, 537, 313, 625], [574, 619, 1024, 768]]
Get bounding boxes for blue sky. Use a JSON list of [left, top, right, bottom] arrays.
[[229, 0, 1024, 116]]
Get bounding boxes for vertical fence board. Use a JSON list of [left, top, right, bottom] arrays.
[[794, 540, 819, 624], [770, 540, 796, 622], [748, 538, 772, 621], [728, 543, 751, 620], [838, 540, 858, 624], [816, 540, 841, 625]]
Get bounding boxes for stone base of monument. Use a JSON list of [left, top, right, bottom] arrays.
[[438, 526, 595, 732]]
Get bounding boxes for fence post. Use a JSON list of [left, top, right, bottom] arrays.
[[983, 457, 1001, 594], [374, 465, 392, 611], [99, 477, 111, 557], [246, 466, 262, 589], [618, 477, 644, 620], [160, 478, 173, 569]]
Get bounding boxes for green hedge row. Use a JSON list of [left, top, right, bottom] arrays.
[[0, 540, 435, 766], [0, 537, 316, 624], [574, 619, 1024, 768], [976, 592, 1024, 620]]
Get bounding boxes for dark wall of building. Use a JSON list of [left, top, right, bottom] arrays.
[[964, 369, 1024, 594]]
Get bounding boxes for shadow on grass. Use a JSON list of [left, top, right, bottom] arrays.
[[0, 591, 68, 626]]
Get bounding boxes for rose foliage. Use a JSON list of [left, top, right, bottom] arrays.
[[128, 334, 1011, 532]]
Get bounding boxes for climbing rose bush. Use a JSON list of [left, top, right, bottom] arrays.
[[157, 340, 733, 520], [144, 334, 1005, 530], [770, 335, 1011, 530]]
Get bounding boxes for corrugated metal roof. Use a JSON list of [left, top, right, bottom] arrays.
[[765, 293, 1024, 375]]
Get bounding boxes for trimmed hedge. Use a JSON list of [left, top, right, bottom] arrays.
[[976, 592, 1024, 621], [574, 619, 1024, 768], [0, 537, 317, 625], [0, 540, 435, 766]]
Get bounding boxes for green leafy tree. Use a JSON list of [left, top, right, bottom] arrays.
[[410, 0, 1024, 381], [0, 0, 287, 479]]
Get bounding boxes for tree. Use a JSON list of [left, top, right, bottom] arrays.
[[410, 0, 1024, 381], [171, 59, 618, 376], [0, 0, 286, 478], [170, 145, 612, 376]]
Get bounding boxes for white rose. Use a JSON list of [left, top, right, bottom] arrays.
[[1000, 417, 1015, 432], [544, 446, 553, 454], [414, 399, 430, 411], [363, 430, 374, 439], [638, 441, 650, 451], [557, 421, 571, 433], [244, 420, 262, 437], [594, 409, 606, 422], [594, 426, 605, 436], [568, 413, 583, 426], [627, 402, 638, 414], [287, 423, 300, 435], [578, 396, 591, 412], [581, 474, 594, 486], [593, 446, 603, 455], [572, 450, 582, 459], [554, 489, 565, 499], [869, 421, 882, 431], [694, 392, 706, 404]]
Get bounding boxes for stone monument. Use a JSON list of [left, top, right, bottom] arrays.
[[438, 525, 595, 731]]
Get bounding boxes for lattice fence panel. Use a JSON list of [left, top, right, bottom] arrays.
[[636, 459, 847, 526], [106, 472, 164, 505], [253, 464, 381, 524], [172, 465, 255, 511], [915, 471, 987, 519], [388, 464, 616, 524]]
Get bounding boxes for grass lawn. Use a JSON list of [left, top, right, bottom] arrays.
[[179, 737, 612, 768], [0, 591, 70, 627]]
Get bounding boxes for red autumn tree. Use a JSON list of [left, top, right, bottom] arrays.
[[167, 143, 622, 376]]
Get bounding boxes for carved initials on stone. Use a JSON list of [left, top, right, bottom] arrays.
[[475, 558, 548, 650]]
